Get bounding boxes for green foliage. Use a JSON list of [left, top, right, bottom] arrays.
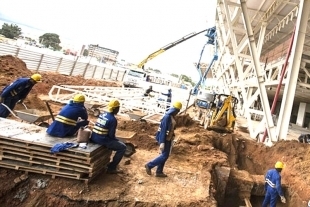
[[180, 74, 195, 86], [170, 73, 179, 78], [83, 49, 89, 56], [0, 23, 22, 39], [39, 33, 62, 51]]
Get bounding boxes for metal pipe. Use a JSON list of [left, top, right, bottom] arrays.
[[261, 26, 296, 143]]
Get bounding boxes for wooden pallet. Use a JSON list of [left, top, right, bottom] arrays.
[[0, 118, 112, 183]]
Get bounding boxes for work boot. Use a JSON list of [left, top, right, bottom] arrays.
[[145, 164, 151, 175], [155, 173, 167, 178]]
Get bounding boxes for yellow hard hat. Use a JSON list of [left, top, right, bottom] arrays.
[[275, 161, 284, 169], [73, 94, 85, 103], [107, 99, 120, 112], [173, 101, 182, 110], [31, 74, 42, 82]]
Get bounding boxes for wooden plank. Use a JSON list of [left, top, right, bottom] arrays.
[[1, 148, 111, 173], [0, 139, 97, 161], [0, 161, 83, 178], [0, 139, 111, 164], [0, 154, 90, 174], [0, 144, 92, 164], [0, 164, 89, 181], [0, 119, 102, 156]]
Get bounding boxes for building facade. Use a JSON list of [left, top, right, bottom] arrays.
[[88, 44, 119, 65]]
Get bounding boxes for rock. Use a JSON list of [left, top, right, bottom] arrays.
[[14, 177, 22, 184], [124, 159, 131, 165], [20, 174, 28, 181]]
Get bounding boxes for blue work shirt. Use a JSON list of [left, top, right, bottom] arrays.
[[265, 169, 284, 196], [1, 78, 35, 100], [91, 112, 117, 144], [156, 107, 178, 144], [46, 101, 88, 137]]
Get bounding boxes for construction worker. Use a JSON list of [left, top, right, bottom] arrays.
[[262, 161, 286, 207], [90, 99, 126, 174], [145, 101, 182, 177], [46, 94, 89, 137], [0, 74, 42, 118], [161, 88, 172, 103], [144, 85, 155, 97]]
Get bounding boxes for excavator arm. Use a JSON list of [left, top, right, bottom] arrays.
[[138, 29, 208, 69]]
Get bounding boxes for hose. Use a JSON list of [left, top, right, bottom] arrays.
[[0, 103, 20, 119]]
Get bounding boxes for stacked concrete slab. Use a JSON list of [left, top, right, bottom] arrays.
[[0, 118, 111, 184]]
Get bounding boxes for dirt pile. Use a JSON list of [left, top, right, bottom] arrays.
[[0, 55, 120, 110], [1, 55, 310, 206], [0, 55, 32, 87]]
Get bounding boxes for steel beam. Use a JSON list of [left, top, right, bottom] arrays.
[[276, 0, 310, 140]]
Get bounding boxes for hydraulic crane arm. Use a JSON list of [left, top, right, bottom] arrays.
[[138, 29, 208, 69]]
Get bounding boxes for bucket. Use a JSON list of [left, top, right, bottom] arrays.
[[77, 127, 92, 143]]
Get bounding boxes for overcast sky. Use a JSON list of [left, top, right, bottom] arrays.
[[0, 0, 217, 80]]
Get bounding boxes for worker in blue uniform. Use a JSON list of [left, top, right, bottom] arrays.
[[0, 74, 42, 118], [90, 99, 126, 174], [262, 161, 286, 207], [46, 94, 89, 137], [145, 101, 182, 177], [161, 88, 172, 103]]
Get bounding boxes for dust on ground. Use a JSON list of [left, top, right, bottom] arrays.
[[0, 56, 310, 206]]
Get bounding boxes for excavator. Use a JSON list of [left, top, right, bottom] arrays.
[[192, 27, 238, 133], [195, 93, 238, 133], [137, 28, 208, 69]]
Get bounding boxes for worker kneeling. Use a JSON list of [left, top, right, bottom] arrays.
[[46, 94, 89, 137], [90, 99, 126, 174]]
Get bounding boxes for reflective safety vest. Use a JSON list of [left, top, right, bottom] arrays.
[[93, 125, 109, 135], [55, 115, 77, 126]]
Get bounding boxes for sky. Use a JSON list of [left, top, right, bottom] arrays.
[[0, 0, 217, 81]]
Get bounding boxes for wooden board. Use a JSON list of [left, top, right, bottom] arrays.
[[116, 130, 136, 139], [0, 118, 113, 183]]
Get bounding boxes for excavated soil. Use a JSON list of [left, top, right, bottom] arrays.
[[0, 56, 310, 206]]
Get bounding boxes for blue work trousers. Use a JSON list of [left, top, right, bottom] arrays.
[[0, 96, 19, 118], [147, 140, 172, 173], [262, 187, 279, 207], [90, 136, 126, 170]]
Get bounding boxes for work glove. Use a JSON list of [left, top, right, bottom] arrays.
[[280, 196, 286, 203], [159, 143, 165, 153]]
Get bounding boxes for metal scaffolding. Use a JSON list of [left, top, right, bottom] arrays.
[[213, 0, 310, 142]]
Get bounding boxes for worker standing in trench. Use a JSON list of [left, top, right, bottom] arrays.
[[90, 99, 126, 174], [145, 101, 182, 177], [262, 161, 286, 207], [0, 74, 42, 118], [46, 94, 89, 137]]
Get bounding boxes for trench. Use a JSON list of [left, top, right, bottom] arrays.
[[211, 134, 292, 207]]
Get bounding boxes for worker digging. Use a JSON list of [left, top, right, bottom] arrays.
[[0, 74, 42, 118]]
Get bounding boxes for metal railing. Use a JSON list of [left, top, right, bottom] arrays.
[[0, 43, 126, 81]]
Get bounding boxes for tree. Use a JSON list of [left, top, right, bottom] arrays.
[[170, 73, 179, 78], [0, 23, 22, 39], [180, 74, 195, 86], [83, 49, 89, 56], [39, 33, 62, 51]]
